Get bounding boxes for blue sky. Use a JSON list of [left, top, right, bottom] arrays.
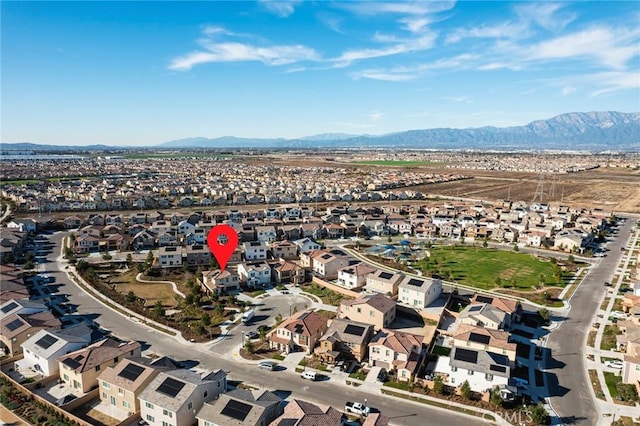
[[2, 1, 639, 146]]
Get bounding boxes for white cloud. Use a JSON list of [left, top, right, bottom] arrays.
[[316, 12, 343, 33], [369, 111, 385, 121], [523, 26, 640, 70], [259, 0, 301, 17], [441, 96, 472, 103], [587, 71, 640, 97], [561, 85, 576, 96], [446, 21, 527, 44], [169, 26, 319, 71], [350, 69, 417, 81], [337, 1, 456, 16], [333, 33, 437, 67], [514, 2, 576, 31]]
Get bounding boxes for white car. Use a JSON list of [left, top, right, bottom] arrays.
[[611, 311, 627, 319], [605, 360, 623, 369]]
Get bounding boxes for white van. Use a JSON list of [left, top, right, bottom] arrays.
[[300, 370, 317, 381]]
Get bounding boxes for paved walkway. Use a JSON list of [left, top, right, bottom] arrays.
[[136, 272, 186, 298]]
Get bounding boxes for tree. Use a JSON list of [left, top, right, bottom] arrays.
[[126, 291, 137, 303], [494, 277, 502, 287], [64, 247, 74, 259], [258, 327, 267, 341], [460, 380, 472, 399], [513, 244, 519, 252], [490, 386, 503, 407], [102, 252, 112, 260], [126, 253, 133, 266], [23, 260, 34, 270], [153, 301, 165, 318], [201, 313, 211, 327], [433, 375, 445, 395], [527, 404, 550, 425], [137, 262, 147, 273], [538, 308, 550, 323], [482, 240, 488, 248], [244, 340, 254, 354], [146, 250, 155, 267], [567, 254, 575, 264], [196, 324, 206, 335]]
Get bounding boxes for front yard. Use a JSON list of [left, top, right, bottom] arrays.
[[601, 325, 621, 351]]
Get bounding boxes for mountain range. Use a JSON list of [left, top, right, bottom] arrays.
[[2, 111, 639, 152]]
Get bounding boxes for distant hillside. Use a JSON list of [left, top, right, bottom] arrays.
[[157, 111, 640, 151], [2, 111, 639, 152]]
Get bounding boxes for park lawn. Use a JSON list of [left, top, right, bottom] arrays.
[[352, 160, 440, 166], [110, 270, 179, 308], [415, 246, 564, 290]]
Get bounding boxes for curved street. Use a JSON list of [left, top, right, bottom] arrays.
[[45, 232, 491, 426]]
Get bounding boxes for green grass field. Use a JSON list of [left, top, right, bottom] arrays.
[[352, 160, 440, 166], [604, 372, 621, 399], [414, 246, 567, 290]]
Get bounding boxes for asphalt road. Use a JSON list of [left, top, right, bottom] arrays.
[[546, 218, 637, 425], [44, 232, 489, 426]]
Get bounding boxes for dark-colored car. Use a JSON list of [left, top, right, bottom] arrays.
[[377, 368, 387, 382]]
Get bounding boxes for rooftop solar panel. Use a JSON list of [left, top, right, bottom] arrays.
[[379, 272, 393, 280], [5, 318, 24, 332], [344, 324, 366, 336], [63, 357, 81, 370], [453, 348, 478, 364], [118, 363, 145, 381], [468, 305, 482, 313], [490, 365, 507, 373], [221, 399, 252, 421], [35, 334, 58, 350], [469, 332, 491, 345], [475, 295, 493, 304], [156, 377, 185, 398], [407, 278, 424, 287], [1, 302, 18, 314]]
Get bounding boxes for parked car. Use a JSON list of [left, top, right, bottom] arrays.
[[258, 361, 277, 371], [376, 368, 387, 382], [345, 401, 370, 416], [611, 311, 627, 319], [604, 360, 623, 369], [300, 370, 317, 381], [245, 330, 258, 340]]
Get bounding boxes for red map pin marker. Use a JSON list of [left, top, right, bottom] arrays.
[[206, 225, 239, 272]]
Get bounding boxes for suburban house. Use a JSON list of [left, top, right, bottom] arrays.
[[337, 293, 396, 330], [451, 325, 517, 363], [397, 276, 443, 309], [553, 228, 593, 252], [243, 241, 268, 261], [138, 368, 227, 426], [256, 226, 277, 244], [365, 270, 404, 296], [271, 260, 305, 285], [98, 356, 177, 418], [458, 303, 509, 331], [293, 237, 321, 254], [312, 252, 352, 280], [269, 399, 342, 426], [269, 311, 328, 355], [435, 346, 511, 393], [336, 263, 377, 290], [16, 323, 92, 377], [196, 388, 283, 426], [201, 269, 240, 295], [469, 294, 522, 325], [158, 246, 183, 268], [269, 240, 298, 260], [368, 329, 423, 382], [0, 298, 48, 320], [237, 261, 271, 288], [58, 338, 142, 394], [184, 245, 213, 267], [314, 318, 374, 363], [0, 310, 61, 357]]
